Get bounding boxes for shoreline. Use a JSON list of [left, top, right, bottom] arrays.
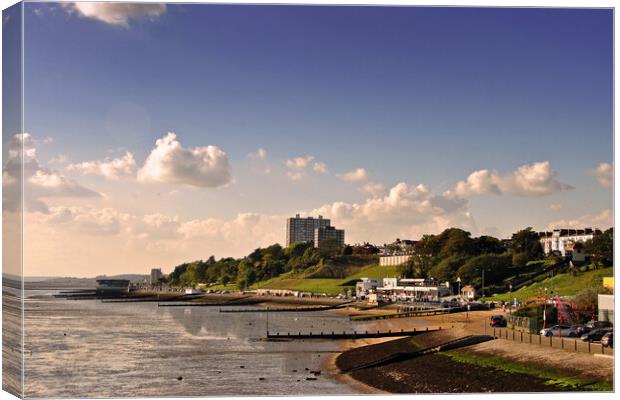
[[323, 337, 392, 395], [332, 312, 614, 394]]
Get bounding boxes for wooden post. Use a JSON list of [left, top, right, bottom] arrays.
[[561, 337, 563, 349], [588, 341, 591, 353], [574, 339, 577, 352]]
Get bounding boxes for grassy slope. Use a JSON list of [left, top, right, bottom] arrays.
[[251, 264, 401, 295], [485, 267, 613, 303], [442, 351, 612, 391]]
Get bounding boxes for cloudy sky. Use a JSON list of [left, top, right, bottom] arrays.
[[2, 3, 613, 277]]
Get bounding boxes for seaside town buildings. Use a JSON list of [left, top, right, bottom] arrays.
[[286, 214, 345, 248], [356, 277, 451, 302], [378, 238, 417, 266], [538, 228, 601, 257]]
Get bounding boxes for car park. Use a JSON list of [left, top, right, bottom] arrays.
[[580, 328, 612, 342], [601, 332, 613, 348], [540, 325, 578, 337]]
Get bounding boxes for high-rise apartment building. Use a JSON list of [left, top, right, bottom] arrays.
[[150, 268, 163, 285], [314, 226, 345, 248], [286, 214, 331, 246]]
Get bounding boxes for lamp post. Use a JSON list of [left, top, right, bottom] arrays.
[[543, 287, 548, 330], [481, 269, 485, 298], [456, 276, 461, 299]]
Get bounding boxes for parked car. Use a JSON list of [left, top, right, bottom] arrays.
[[586, 320, 613, 330], [581, 328, 612, 342], [601, 332, 613, 348], [490, 315, 507, 327], [571, 324, 590, 335], [540, 325, 578, 337]]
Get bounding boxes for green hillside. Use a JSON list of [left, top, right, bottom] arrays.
[[251, 264, 401, 295], [484, 267, 613, 303]]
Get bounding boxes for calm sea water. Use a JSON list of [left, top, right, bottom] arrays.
[[21, 291, 389, 398]]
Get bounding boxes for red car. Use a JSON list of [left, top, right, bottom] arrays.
[[490, 315, 507, 327]]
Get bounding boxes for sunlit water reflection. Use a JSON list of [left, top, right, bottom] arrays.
[[22, 292, 395, 397]]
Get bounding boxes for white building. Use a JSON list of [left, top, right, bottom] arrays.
[[538, 228, 600, 257], [379, 255, 413, 266], [461, 285, 476, 299], [355, 278, 383, 299], [375, 277, 451, 301]]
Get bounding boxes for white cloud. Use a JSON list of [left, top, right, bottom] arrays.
[[453, 161, 571, 197], [337, 167, 368, 182], [179, 213, 286, 254], [248, 148, 267, 160], [137, 132, 232, 188], [137, 213, 181, 240], [67, 151, 137, 180], [285, 155, 314, 170], [545, 209, 612, 231], [310, 182, 475, 244], [313, 162, 328, 174], [45, 206, 132, 236], [591, 162, 613, 188], [284, 155, 328, 181], [359, 182, 386, 197], [549, 203, 563, 211], [62, 2, 167, 27], [2, 133, 100, 213], [287, 171, 304, 181]]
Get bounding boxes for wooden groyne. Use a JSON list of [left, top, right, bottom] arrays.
[[349, 308, 453, 321], [157, 300, 261, 307], [266, 326, 447, 340], [219, 303, 349, 313]]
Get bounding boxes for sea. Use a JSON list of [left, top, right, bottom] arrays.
[[4, 289, 418, 398]]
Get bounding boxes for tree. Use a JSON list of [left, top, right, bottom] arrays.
[[510, 227, 544, 261], [584, 228, 613, 267], [456, 253, 512, 289], [512, 252, 529, 267], [438, 228, 474, 258], [236, 260, 256, 289], [473, 236, 506, 255], [428, 254, 468, 282], [317, 238, 341, 258]]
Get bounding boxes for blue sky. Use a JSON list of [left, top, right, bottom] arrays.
[[4, 3, 613, 276]]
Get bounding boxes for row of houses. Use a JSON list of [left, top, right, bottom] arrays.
[[538, 228, 601, 258]]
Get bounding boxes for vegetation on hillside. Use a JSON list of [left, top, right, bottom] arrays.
[[484, 267, 613, 303], [165, 226, 613, 296]]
